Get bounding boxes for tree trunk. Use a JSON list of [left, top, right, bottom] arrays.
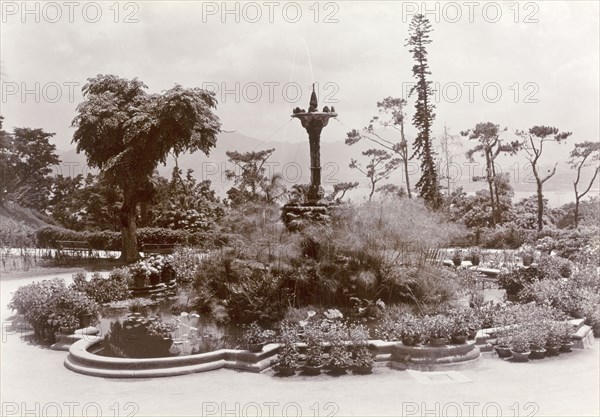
[[536, 182, 544, 232], [139, 201, 149, 227], [574, 195, 580, 228], [485, 150, 496, 227], [119, 198, 140, 263], [491, 161, 502, 225], [403, 158, 412, 199]]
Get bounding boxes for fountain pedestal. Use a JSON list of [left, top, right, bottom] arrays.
[[282, 86, 337, 229]]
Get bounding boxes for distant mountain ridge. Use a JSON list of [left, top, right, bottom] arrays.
[[56, 132, 597, 207]]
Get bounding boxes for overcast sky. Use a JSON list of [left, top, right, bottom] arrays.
[[1, 0, 599, 154]]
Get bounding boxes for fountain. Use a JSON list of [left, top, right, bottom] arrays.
[[282, 84, 338, 228]]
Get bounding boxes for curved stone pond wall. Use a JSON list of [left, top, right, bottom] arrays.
[[65, 338, 481, 378]]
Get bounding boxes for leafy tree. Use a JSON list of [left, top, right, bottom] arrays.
[[225, 148, 286, 207], [447, 174, 514, 229], [568, 141, 600, 227], [151, 167, 224, 232], [376, 183, 407, 199], [0, 116, 12, 206], [346, 97, 412, 198], [349, 149, 402, 202], [49, 173, 125, 231], [406, 14, 442, 208], [72, 75, 220, 261], [0, 121, 60, 210], [329, 181, 359, 202], [517, 126, 571, 231], [509, 195, 563, 231], [461, 122, 520, 226], [47, 174, 86, 230]]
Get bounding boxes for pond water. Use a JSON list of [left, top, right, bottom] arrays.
[[94, 292, 243, 359]]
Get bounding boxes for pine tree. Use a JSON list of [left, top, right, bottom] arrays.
[[406, 14, 442, 209]]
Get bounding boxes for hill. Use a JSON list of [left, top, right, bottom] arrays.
[[0, 203, 55, 230], [57, 132, 598, 207]]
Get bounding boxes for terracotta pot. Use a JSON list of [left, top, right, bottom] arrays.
[[570, 310, 585, 319], [559, 342, 574, 353], [149, 273, 160, 286], [302, 365, 323, 376], [593, 324, 600, 338], [247, 343, 264, 353], [161, 269, 175, 283], [134, 275, 146, 288], [529, 348, 546, 360], [352, 365, 373, 375], [510, 350, 531, 362], [495, 345, 512, 358], [273, 366, 296, 377], [451, 334, 469, 344], [452, 258, 462, 267], [545, 345, 560, 356], [401, 336, 419, 346], [327, 365, 348, 375], [429, 337, 448, 347], [467, 330, 478, 340], [79, 313, 93, 328]]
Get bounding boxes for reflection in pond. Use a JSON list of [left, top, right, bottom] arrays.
[[96, 295, 241, 358]]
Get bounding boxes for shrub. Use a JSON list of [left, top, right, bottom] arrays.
[[191, 252, 292, 324], [184, 199, 466, 323], [171, 246, 206, 285], [36, 226, 227, 251], [422, 314, 454, 340], [497, 266, 546, 296], [276, 322, 300, 369], [242, 322, 276, 345], [36, 226, 120, 250], [8, 278, 99, 340], [374, 311, 421, 342], [70, 269, 131, 304], [449, 308, 482, 336], [0, 218, 37, 248]]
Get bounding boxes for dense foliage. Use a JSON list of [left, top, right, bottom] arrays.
[[8, 279, 99, 341]]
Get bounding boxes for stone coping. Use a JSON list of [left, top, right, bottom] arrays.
[[64, 338, 479, 378]]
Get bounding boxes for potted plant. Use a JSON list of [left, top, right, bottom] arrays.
[[451, 249, 463, 267], [509, 329, 531, 362], [397, 313, 422, 346], [352, 347, 375, 374], [450, 309, 480, 344], [494, 335, 513, 358], [545, 322, 562, 357], [129, 262, 149, 288], [469, 247, 482, 267], [145, 256, 163, 285], [324, 321, 350, 375], [243, 322, 276, 353], [521, 246, 535, 267], [161, 255, 176, 283], [302, 320, 324, 375], [528, 323, 549, 360], [559, 321, 574, 353], [274, 323, 299, 377], [348, 323, 374, 371], [423, 315, 453, 347]]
